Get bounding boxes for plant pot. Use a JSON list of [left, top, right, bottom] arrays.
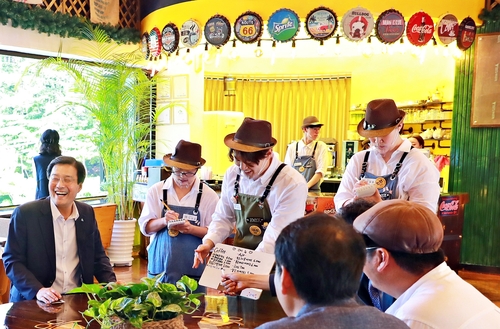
[[107, 219, 137, 267], [112, 315, 185, 329]]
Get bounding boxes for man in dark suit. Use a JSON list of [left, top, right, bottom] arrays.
[[3, 156, 115, 303]]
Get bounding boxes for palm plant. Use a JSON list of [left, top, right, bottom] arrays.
[[29, 24, 165, 220]]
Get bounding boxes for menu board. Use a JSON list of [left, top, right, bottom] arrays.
[[199, 243, 275, 291]]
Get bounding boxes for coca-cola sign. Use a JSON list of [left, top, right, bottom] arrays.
[[406, 12, 434, 46], [436, 14, 458, 45], [457, 17, 476, 51], [439, 196, 460, 216]]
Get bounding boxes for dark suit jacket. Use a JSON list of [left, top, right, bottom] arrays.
[[357, 273, 396, 312], [2, 198, 116, 302]]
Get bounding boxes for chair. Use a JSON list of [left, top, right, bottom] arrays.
[[92, 203, 117, 249], [0, 259, 9, 304]]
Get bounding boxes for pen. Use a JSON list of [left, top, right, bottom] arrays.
[[160, 199, 171, 211]]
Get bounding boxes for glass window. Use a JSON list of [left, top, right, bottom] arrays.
[[0, 54, 105, 206]]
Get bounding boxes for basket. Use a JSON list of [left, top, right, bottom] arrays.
[[112, 315, 185, 329]]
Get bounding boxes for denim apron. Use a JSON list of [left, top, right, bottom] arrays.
[[232, 163, 286, 250], [359, 150, 411, 200], [147, 182, 204, 284], [292, 142, 320, 191]]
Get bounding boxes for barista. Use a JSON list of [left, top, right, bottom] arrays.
[[284, 116, 330, 191]]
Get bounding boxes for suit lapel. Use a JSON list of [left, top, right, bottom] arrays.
[[39, 198, 56, 272]]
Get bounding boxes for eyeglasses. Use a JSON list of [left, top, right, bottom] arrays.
[[172, 169, 197, 177]]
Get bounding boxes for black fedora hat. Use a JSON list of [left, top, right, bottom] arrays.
[[224, 117, 277, 152], [357, 99, 406, 138], [163, 140, 206, 170]]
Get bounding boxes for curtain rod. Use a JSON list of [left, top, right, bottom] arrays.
[[205, 75, 351, 82]]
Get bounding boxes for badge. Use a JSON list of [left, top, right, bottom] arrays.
[[406, 12, 434, 46], [375, 9, 405, 44], [234, 11, 263, 44], [305, 6, 338, 41], [267, 8, 300, 43], [375, 177, 387, 189], [298, 166, 305, 173], [249, 225, 262, 236], [342, 6, 375, 42], [168, 229, 179, 237], [204, 14, 231, 47], [262, 222, 269, 229], [162, 23, 179, 53]]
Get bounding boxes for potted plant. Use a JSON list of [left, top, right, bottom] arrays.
[[67, 274, 202, 329]]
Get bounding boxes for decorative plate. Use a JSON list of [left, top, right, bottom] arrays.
[[406, 12, 434, 46], [457, 17, 476, 51], [162, 23, 179, 53], [141, 32, 150, 60], [435, 14, 459, 45], [341, 7, 375, 42], [180, 19, 202, 48], [267, 8, 300, 43], [149, 27, 162, 58], [204, 14, 231, 47], [234, 11, 263, 44], [305, 6, 337, 41], [375, 9, 405, 44]]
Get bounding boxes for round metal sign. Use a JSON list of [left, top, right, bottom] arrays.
[[162, 23, 179, 53], [305, 6, 338, 41], [406, 12, 434, 46], [204, 15, 231, 47], [375, 9, 405, 44], [435, 14, 459, 45], [180, 19, 202, 48], [457, 17, 476, 51], [267, 8, 300, 43], [234, 11, 263, 44]]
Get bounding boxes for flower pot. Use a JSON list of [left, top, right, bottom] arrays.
[[107, 219, 137, 267], [112, 315, 185, 329]]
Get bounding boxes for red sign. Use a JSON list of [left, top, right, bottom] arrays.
[[436, 14, 459, 45], [457, 17, 476, 51], [439, 196, 460, 216], [406, 12, 434, 46]]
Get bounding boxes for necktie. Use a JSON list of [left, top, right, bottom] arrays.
[[368, 280, 382, 310]]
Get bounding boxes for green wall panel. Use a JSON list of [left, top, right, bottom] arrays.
[[450, 20, 500, 267]]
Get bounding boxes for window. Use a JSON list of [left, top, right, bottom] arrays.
[[0, 54, 105, 206]]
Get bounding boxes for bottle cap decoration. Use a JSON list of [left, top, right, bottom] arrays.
[[435, 14, 458, 45], [305, 6, 338, 41], [180, 19, 202, 48], [342, 7, 374, 42], [162, 23, 179, 53], [141, 32, 150, 60], [457, 17, 476, 51], [406, 12, 434, 46], [375, 9, 405, 44], [267, 8, 300, 43], [234, 11, 263, 44], [149, 27, 162, 58], [204, 15, 231, 47]]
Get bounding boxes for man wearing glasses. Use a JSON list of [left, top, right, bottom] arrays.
[[138, 140, 219, 286]]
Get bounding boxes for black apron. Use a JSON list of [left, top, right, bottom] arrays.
[[292, 142, 320, 191]]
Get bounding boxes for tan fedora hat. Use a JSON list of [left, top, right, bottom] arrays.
[[224, 117, 277, 152], [163, 140, 206, 170], [357, 99, 406, 138], [302, 116, 324, 128]]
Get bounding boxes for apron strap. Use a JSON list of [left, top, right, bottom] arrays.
[[311, 141, 318, 158], [360, 151, 370, 179], [233, 170, 241, 200], [193, 182, 204, 215], [390, 147, 413, 180], [295, 142, 299, 160], [163, 188, 168, 211], [259, 163, 287, 206]]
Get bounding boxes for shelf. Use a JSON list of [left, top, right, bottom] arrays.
[[398, 101, 453, 110]]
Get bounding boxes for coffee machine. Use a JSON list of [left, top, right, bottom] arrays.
[[320, 138, 337, 176]]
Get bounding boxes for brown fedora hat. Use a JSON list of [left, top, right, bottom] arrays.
[[302, 116, 324, 128], [357, 99, 406, 138], [224, 117, 277, 152], [164, 140, 206, 170]]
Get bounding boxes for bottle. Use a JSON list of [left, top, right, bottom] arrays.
[[417, 16, 426, 42]]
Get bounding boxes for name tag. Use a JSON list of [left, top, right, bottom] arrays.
[[293, 162, 302, 166], [363, 178, 376, 185], [246, 217, 263, 223], [183, 214, 197, 222], [233, 203, 241, 211]]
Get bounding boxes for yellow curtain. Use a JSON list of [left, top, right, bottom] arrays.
[[204, 76, 351, 161]]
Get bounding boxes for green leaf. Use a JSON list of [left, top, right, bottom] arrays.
[[177, 275, 199, 292]]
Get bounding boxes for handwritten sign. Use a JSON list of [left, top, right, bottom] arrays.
[[199, 243, 275, 291]]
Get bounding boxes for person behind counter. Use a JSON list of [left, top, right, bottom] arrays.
[[3, 156, 115, 303], [354, 199, 500, 328], [407, 134, 424, 149], [255, 213, 409, 329], [138, 140, 219, 285], [284, 116, 330, 191], [193, 118, 308, 268], [334, 99, 440, 212], [34, 129, 62, 199]]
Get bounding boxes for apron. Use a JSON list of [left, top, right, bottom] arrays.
[[232, 163, 286, 250], [292, 142, 320, 191], [147, 182, 204, 284], [359, 150, 411, 200]]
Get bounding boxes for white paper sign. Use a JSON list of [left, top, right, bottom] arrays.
[[199, 243, 275, 291]]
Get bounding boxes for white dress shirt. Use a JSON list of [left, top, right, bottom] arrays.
[[203, 153, 308, 253], [50, 200, 80, 293], [284, 139, 331, 177], [386, 262, 500, 328], [138, 176, 219, 246], [335, 139, 440, 212]]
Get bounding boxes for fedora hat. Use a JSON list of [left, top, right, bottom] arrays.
[[163, 140, 206, 170], [357, 99, 406, 138], [224, 117, 277, 152], [302, 116, 324, 128]]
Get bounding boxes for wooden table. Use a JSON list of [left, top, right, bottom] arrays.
[[1, 291, 286, 328]]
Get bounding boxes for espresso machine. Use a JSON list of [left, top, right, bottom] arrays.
[[320, 138, 337, 177]]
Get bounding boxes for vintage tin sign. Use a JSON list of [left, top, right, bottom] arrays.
[[375, 9, 405, 44], [141, 32, 150, 59], [204, 15, 231, 47], [162, 23, 179, 53], [457, 17, 476, 51], [435, 14, 459, 45], [180, 19, 202, 48], [406, 12, 434, 46], [234, 11, 263, 44], [305, 6, 338, 41], [149, 27, 162, 57], [267, 8, 300, 42], [439, 195, 460, 216], [342, 7, 374, 42]]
